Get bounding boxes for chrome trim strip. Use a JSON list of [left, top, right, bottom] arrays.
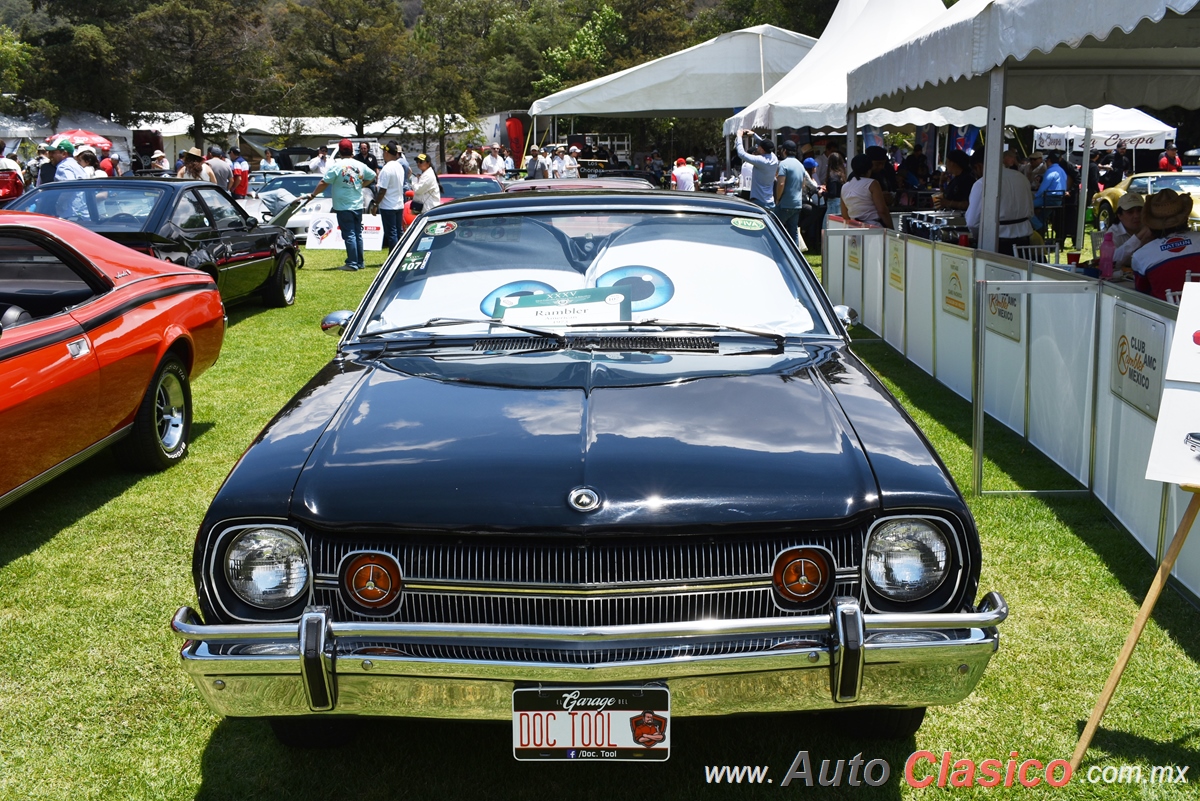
[[0, 426, 130, 511], [399, 577, 775, 596], [172, 591, 1007, 644]]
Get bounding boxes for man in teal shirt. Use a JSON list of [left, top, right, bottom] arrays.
[[310, 138, 376, 271], [773, 141, 805, 244]]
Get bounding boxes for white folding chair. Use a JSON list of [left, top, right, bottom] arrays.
[[1165, 289, 1182, 305], [1014, 243, 1062, 264]]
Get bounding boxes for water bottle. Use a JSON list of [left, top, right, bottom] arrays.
[[1099, 230, 1115, 279]]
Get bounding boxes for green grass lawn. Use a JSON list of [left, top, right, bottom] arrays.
[[0, 246, 1196, 800]]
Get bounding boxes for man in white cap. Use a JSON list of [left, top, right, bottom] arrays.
[[481, 142, 505, 177], [1109, 192, 1147, 268], [525, 145, 549, 180], [563, 146, 580, 178]]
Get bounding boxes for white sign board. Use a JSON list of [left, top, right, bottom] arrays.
[[1146, 283, 1200, 485], [983, 263, 1022, 342], [307, 213, 385, 251], [1111, 303, 1166, 418]]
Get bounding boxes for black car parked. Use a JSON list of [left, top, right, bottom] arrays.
[[174, 191, 1006, 751], [8, 178, 298, 306]]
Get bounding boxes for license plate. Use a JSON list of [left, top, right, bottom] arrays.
[[512, 686, 670, 761]]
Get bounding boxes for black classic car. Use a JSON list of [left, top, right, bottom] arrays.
[[8, 178, 298, 307], [173, 191, 1007, 754]]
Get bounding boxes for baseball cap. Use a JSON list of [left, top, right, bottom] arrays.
[[675, 158, 686, 166], [382, 143, 400, 155], [229, 146, 240, 155], [52, 139, 74, 155], [338, 138, 353, 152], [803, 157, 818, 169], [685, 156, 694, 164], [415, 153, 430, 164], [569, 146, 579, 153], [1118, 192, 1145, 211]]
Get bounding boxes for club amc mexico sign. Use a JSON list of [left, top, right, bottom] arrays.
[[1111, 303, 1166, 418]]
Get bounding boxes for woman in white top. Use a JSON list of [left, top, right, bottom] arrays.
[[840, 154, 892, 228], [260, 149, 279, 170], [411, 153, 442, 213]]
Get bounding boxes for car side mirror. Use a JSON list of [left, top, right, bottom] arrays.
[[245, 217, 258, 230], [832, 305, 858, 329], [321, 310, 354, 337], [405, 190, 414, 199]]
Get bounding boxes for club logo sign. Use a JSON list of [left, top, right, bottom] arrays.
[[984, 263, 1022, 342], [888, 237, 905, 291], [1111, 303, 1165, 418], [847, 234, 861, 271], [941, 255, 970, 320]]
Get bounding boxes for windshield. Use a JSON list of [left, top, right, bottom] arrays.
[[1151, 175, 1200, 195], [361, 211, 826, 337], [11, 186, 167, 231], [439, 177, 502, 200]]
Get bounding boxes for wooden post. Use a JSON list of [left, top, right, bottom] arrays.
[[1070, 485, 1200, 770]]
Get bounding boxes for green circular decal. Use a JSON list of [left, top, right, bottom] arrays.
[[731, 218, 765, 231]]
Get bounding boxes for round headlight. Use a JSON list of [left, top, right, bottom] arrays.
[[224, 527, 310, 609], [865, 518, 950, 601]]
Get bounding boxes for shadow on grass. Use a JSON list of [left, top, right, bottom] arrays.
[[1082, 725, 1200, 771], [0, 422, 216, 571], [196, 713, 913, 800]]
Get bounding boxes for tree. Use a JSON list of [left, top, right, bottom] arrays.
[[692, 0, 837, 41], [279, 0, 410, 136], [128, 0, 273, 148], [532, 4, 624, 97]]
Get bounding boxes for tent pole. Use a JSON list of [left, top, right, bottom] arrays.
[[979, 67, 1006, 254], [1077, 109, 1093, 249], [725, 135, 732, 179], [846, 110, 857, 161]]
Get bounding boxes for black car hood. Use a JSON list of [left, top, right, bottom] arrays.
[[278, 344, 954, 533]]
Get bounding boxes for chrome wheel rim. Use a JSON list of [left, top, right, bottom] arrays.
[[156, 371, 186, 452], [282, 259, 296, 302]]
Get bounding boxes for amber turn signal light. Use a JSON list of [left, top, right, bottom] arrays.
[[340, 552, 403, 612], [771, 546, 836, 609]]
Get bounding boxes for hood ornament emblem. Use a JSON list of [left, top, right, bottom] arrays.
[[568, 487, 601, 512]]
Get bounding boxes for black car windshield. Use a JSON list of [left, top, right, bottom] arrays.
[[10, 185, 168, 231], [361, 211, 826, 338], [438, 177, 502, 200]]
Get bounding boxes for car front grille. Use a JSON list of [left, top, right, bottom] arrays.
[[305, 530, 863, 628]]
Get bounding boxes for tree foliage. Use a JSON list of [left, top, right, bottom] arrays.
[[532, 4, 624, 97]]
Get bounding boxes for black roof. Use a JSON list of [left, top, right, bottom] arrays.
[[425, 189, 764, 217]]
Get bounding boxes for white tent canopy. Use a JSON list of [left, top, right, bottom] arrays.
[[527, 25, 817, 119], [1033, 105, 1176, 152], [848, 0, 1200, 113], [722, 0, 949, 135], [846, 0, 1200, 262]]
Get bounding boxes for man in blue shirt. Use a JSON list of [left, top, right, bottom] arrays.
[[48, 140, 88, 181], [310, 138, 376, 271], [773, 141, 804, 243], [1033, 152, 1069, 242], [736, 128, 779, 210]]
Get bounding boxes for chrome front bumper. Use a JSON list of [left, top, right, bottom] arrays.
[[172, 592, 1007, 719]]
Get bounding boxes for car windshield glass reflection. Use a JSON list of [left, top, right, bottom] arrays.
[[10, 186, 166, 231], [363, 212, 825, 338], [438, 178, 502, 200]]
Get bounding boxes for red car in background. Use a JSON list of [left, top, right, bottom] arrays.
[[402, 174, 502, 228], [0, 213, 225, 511]]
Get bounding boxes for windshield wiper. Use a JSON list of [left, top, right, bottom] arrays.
[[357, 318, 566, 344], [562, 318, 786, 347]]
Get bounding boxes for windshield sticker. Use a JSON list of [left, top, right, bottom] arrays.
[[497, 287, 632, 326], [425, 221, 457, 236], [480, 281, 558, 317], [399, 252, 430, 272], [731, 218, 765, 231], [596, 266, 675, 312], [416, 236, 434, 251]]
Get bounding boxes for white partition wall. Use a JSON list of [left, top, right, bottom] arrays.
[[1027, 269, 1096, 484], [823, 217, 847, 304], [861, 232, 886, 333], [932, 244, 976, 400], [883, 234, 906, 350], [904, 239, 936, 376], [979, 257, 1029, 435], [833, 231, 1196, 600]]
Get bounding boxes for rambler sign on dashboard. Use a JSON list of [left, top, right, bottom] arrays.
[[1111, 303, 1165, 418], [496, 287, 632, 325]]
